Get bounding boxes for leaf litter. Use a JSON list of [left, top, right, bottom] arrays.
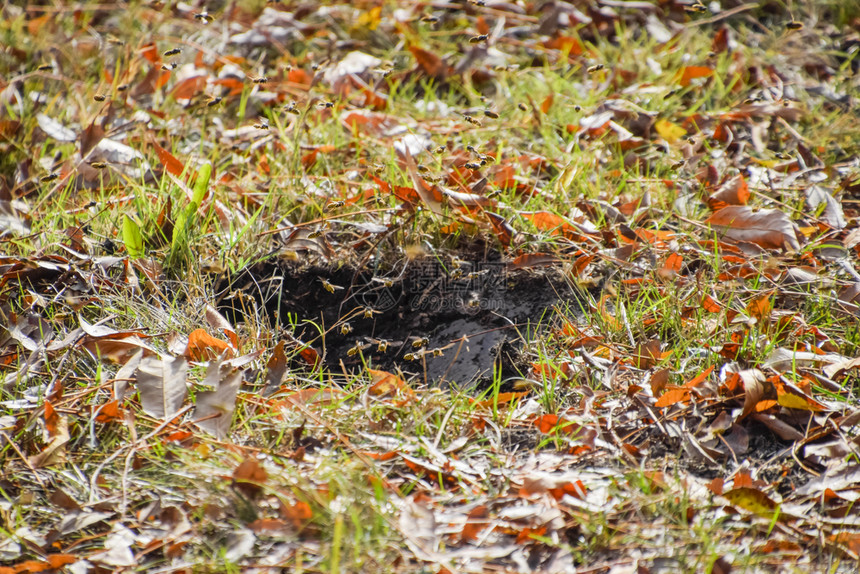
[[0, 1, 859, 572]]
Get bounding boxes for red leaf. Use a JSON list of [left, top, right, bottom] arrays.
[[409, 46, 446, 79], [152, 141, 186, 177], [139, 43, 160, 64], [171, 75, 207, 100]]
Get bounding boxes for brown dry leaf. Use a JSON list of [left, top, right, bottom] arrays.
[[80, 334, 158, 364], [185, 328, 233, 362], [460, 505, 490, 542], [736, 369, 769, 420], [633, 340, 663, 369], [367, 369, 413, 398], [707, 174, 750, 209], [152, 140, 186, 178], [677, 65, 714, 87], [233, 457, 267, 499], [519, 211, 577, 238], [657, 252, 683, 280], [705, 206, 801, 251], [654, 387, 691, 408], [409, 46, 446, 80], [486, 212, 514, 247], [135, 355, 188, 420], [194, 359, 243, 439], [280, 500, 313, 529], [509, 253, 561, 269], [263, 341, 289, 396], [29, 412, 69, 468], [649, 368, 671, 396], [205, 304, 239, 350], [745, 290, 773, 322], [399, 148, 444, 216]]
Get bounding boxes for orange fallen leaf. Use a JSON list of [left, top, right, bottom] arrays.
[[654, 387, 691, 408], [185, 328, 233, 362], [678, 65, 714, 87], [367, 369, 413, 398]]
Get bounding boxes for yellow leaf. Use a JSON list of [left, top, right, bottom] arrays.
[[655, 119, 686, 143], [357, 6, 382, 30], [723, 487, 779, 519]]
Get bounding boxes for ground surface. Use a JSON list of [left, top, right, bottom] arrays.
[[1, 1, 860, 573]]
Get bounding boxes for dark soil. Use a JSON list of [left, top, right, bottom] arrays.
[[218, 253, 583, 388]]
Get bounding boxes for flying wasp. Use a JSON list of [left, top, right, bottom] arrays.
[[320, 278, 343, 293]]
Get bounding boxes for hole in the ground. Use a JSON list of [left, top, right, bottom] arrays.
[[219, 254, 584, 388]]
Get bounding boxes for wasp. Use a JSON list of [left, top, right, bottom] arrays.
[[363, 307, 377, 319], [484, 110, 499, 119], [403, 353, 418, 361], [325, 200, 344, 212], [466, 269, 488, 281], [37, 64, 53, 72], [434, 145, 447, 154], [347, 342, 367, 356], [412, 337, 429, 349], [40, 173, 59, 183], [207, 96, 222, 107], [376, 339, 389, 353], [283, 101, 301, 115], [319, 101, 334, 109], [420, 15, 439, 23], [162, 62, 177, 71], [93, 94, 106, 102], [685, 2, 708, 13], [464, 162, 482, 170], [90, 162, 108, 169], [340, 323, 353, 335], [469, 35, 488, 44], [253, 76, 268, 84], [106, 34, 125, 46], [786, 21, 804, 30], [587, 64, 604, 74], [320, 278, 343, 293], [163, 48, 182, 57], [431, 348, 445, 357], [372, 277, 394, 287], [194, 11, 211, 23], [463, 115, 482, 126], [253, 118, 270, 130]]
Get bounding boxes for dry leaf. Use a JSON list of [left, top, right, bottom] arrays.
[[135, 355, 188, 420], [705, 206, 800, 251], [194, 359, 243, 439]]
